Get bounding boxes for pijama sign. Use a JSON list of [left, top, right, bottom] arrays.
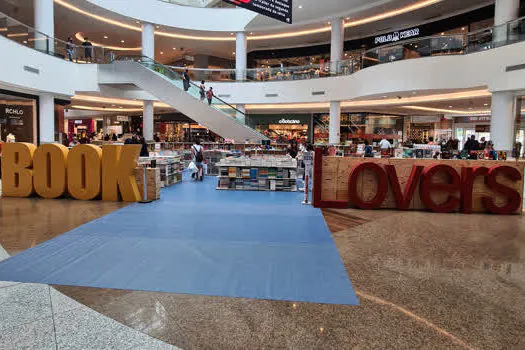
[[223, 0, 292, 24], [1, 143, 142, 202]]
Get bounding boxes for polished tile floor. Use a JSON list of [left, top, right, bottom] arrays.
[[0, 195, 524, 349]]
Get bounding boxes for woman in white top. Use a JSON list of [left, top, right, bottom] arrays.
[[191, 139, 204, 181]]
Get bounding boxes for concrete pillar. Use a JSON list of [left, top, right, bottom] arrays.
[[142, 22, 155, 59], [491, 91, 516, 151], [236, 32, 247, 81], [34, 0, 54, 54], [39, 93, 55, 143], [330, 18, 344, 74], [493, 0, 520, 45], [329, 101, 341, 145], [143, 100, 154, 141], [236, 104, 246, 124]]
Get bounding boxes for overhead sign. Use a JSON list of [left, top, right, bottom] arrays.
[[279, 118, 301, 124], [374, 27, 420, 45], [223, 0, 292, 24]]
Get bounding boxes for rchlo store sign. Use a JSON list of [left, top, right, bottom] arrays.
[[374, 27, 420, 45]]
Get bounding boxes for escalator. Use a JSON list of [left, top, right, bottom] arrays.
[[98, 56, 267, 143]]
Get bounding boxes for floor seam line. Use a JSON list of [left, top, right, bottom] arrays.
[[47, 286, 59, 350]]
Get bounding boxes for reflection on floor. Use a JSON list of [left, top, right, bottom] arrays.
[[0, 190, 524, 349]]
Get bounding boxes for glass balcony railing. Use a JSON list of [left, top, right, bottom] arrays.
[[0, 12, 113, 63], [2, 10, 525, 82]]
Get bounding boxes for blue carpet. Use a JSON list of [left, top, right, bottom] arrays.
[[0, 176, 358, 305]]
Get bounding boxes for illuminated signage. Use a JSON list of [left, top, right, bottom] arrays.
[[222, 0, 292, 24], [374, 27, 420, 45], [279, 118, 301, 124], [5, 108, 24, 115]]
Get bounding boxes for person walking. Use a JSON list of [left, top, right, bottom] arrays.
[[66, 37, 74, 61], [206, 87, 214, 105], [191, 139, 204, 181], [199, 80, 206, 102], [82, 37, 93, 63], [182, 69, 190, 91]]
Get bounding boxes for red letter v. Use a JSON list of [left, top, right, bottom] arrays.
[[385, 165, 424, 210]]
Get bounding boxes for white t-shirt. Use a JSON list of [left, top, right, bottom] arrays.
[[379, 139, 391, 149]]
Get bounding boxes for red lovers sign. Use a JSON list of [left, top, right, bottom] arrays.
[[312, 149, 523, 215]]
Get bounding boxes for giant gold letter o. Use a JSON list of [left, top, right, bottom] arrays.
[[1, 142, 36, 197], [67, 145, 102, 200], [33, 144, 68, 199]]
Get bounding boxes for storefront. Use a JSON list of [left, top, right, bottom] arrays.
[[246, 114, 312, 143], [454, 116, 491, 150], [313, 113, 404, 145], [248, 6, 495, 69], [0, 90, 37, 144]]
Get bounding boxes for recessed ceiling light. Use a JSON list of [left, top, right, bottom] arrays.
[[383, 96, 388, 98], [448, 106, 452, 108], [250, 32, 253, 35], [135, 21, 139, 24], [23, 40, 27, 44], [119, 106, 123, 109], [298, 5, 303, 9], [104, 35, 108, 39], [160, 51, 164, 54], [346, 17, 350, 20], [172, 47, 176, 50], [412, 91, 417, 94], [156, 25, 160, 29], [120, 40, 125, 43], [468, 107, 473, 110], [230, 32, 234, 35], [233, 52, 236, 55], [441, 32, 445, 35], [328, 21, 331, 25], [484, 103, 488, 106]]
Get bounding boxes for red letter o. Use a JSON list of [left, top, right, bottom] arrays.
[[348, 162, 388, 210]]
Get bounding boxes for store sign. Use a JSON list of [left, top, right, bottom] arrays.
[[456, 116, 491, 123], [117, 115, 129, 122], [1, 143, 142, 202], [279, 118, 301, 124], [5, 108, 24, 115], [313, 150, 523, 215], [374, 27, 420, 45], [222, 0, 292, 24]]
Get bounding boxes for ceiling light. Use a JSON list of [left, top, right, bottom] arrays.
[[233, 52, 236, 55], [120, 40, 125, 43], [250, 32, 253, 35], [468, 107, 473, 110], [298, 5, 303, 9], [449, 105, 453, 108], [412, 92, 417, 94], [383, 96, 388, 98], [230, 33, 234, 35], [135, 21, 140, 24], [104, 35, 108, 39], [462, 27, 465, 30], [160, 51, 164, 54], [156, 25, 160, 29], [55, 0, 442, 42], [173, 47, 176, 50], [484, 103, 488, 106], [75, 33, 141, 51]]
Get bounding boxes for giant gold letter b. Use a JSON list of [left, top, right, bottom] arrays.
[[1, 143, 36, 197]]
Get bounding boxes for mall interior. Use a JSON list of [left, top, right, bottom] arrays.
[[0, 0, 525, 349]]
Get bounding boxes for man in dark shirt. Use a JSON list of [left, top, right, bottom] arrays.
[[82, 37, 93, 63], [182, 69, 190, 91], [464, 135, 479, 159]]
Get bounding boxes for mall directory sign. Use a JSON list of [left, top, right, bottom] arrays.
[[223, 0, 292, 24]]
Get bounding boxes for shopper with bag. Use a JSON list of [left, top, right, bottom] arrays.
[[191, 139, 204, 181]]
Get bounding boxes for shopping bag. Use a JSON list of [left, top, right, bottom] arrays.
[[188, 161, 198, 173]]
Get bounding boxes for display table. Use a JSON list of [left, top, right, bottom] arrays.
[[217, 157, 298, 192], [138, 155, 183, 188], [313, 149, 525, 214]]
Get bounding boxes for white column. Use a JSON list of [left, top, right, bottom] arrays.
[[39, 93, 55, 143], [34, 0, 54, 53], [142, 23, 155, 59], [329, 101, 341, 145], [491, 91, 516, 151], [493, 0, 520, 45], [236, 32, 247, 81], [143, 100, 154, 141], [330, 18, 344, 74], [236, 104, 246, 124]]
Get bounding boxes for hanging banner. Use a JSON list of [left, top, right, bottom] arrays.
[[223, 0, 293, 24]]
